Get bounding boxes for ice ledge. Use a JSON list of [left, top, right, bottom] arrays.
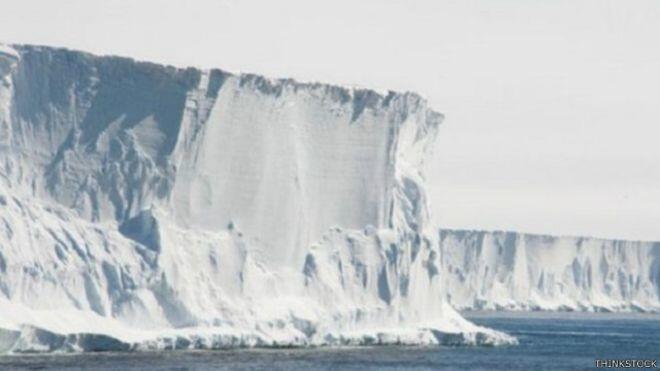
[[0, 325, 516, 354]]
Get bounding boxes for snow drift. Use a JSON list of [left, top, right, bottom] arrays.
[[440, 229, 660, 312], [0, 44, 514, 353]]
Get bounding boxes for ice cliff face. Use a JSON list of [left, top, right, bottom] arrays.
[[440, 229, 660, 313], [0, 44, 513, 352]]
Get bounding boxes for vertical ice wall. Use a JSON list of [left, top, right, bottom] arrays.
[[171, 73, 441, 267], [440, 229, 660, 312], [0, 45, 200, 222], [1, 45, 440, 267]]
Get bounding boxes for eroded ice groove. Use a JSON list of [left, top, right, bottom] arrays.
[[0, 44, 515, 353], [440, 229, 660, 313]]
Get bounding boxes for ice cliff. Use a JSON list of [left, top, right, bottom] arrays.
[[0, 44, 513, 353], [440, 229, 660, 313]]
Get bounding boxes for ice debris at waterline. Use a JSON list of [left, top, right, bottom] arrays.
[[0, 44, 515, 353], [440, 229, 660, 313]]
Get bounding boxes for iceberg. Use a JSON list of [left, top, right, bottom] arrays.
[[0, 44, 514, 353]]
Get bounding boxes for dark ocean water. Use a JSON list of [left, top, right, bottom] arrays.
[[1, 312, 658, 370]]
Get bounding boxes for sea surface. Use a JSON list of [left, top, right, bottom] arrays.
[[1, 312, 658, 370]]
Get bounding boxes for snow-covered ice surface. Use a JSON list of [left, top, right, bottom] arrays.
[[0, 44, 515, 353], [440, 229, 660, 313]]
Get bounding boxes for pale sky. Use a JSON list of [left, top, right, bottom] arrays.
[[2, 0, 660, 240]]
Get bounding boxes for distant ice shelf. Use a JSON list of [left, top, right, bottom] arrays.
[[440, 229, 660, 313]]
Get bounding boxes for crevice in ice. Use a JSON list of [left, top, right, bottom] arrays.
[[118, 209, 161, 253]]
